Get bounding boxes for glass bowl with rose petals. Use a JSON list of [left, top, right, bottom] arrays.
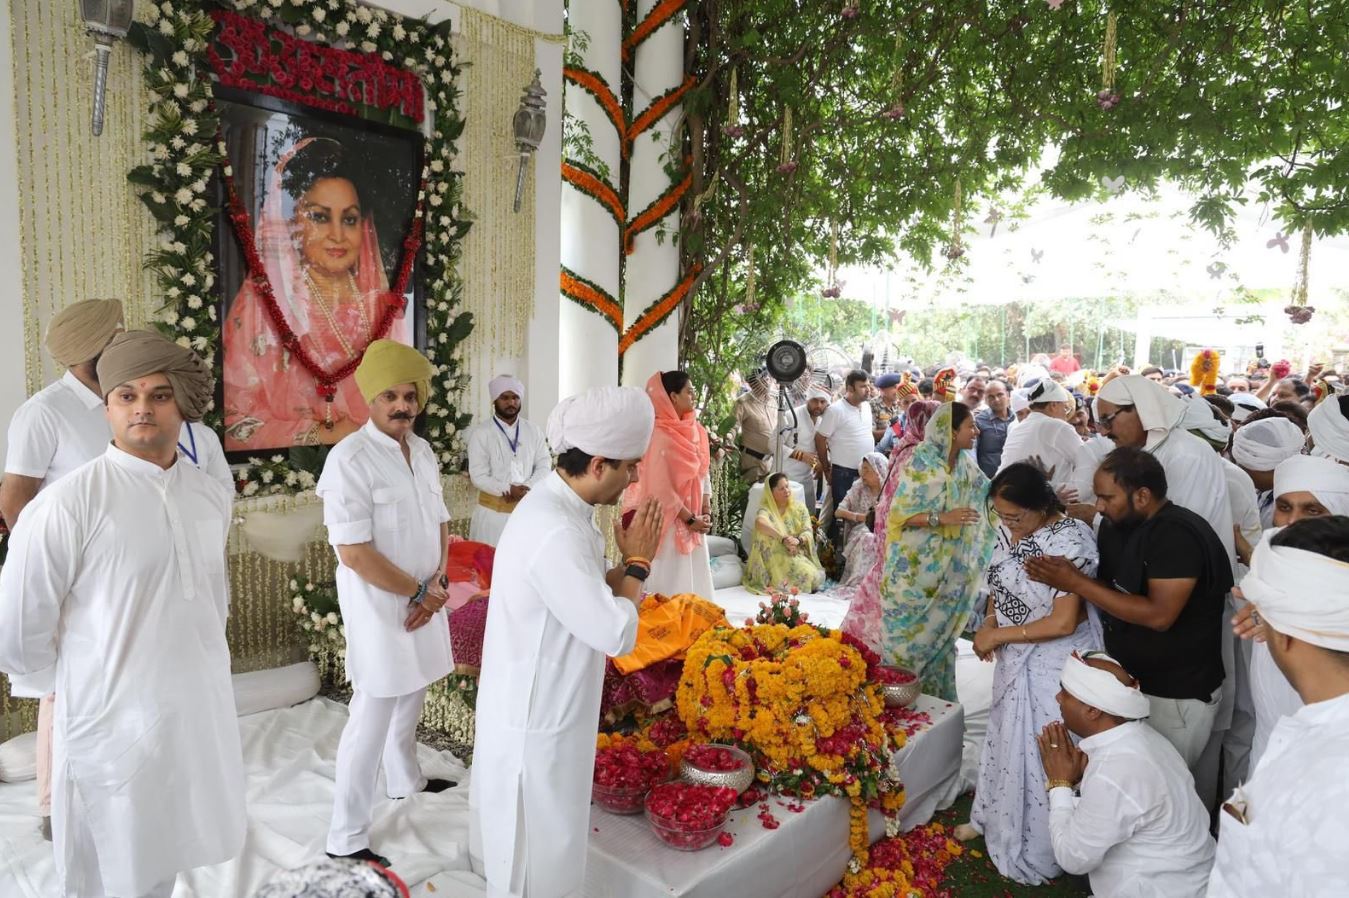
[[680, 743, 755, 794], [592, 743, 671, 814], [645, 782, 738, 851], [875, 665, 921, 708]]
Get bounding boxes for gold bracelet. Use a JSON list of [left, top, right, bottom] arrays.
[[1045, 779, 1074, 792]]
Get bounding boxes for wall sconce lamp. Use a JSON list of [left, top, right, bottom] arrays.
[[511, 70, 547, 213], [79, 0, 135, 136]]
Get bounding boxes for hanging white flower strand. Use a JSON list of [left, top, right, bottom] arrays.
[[1286, 224, 1315, 324], [885, 35, 905, 120], [777, 106, 797, 174], [943, 178, 965, 260], [723, 67, 743, 137], [1098, 12, 1120, 109], [744, 243, 757, 311]]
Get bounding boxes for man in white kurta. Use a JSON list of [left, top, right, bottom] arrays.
[[0, 298, 122, 834], [178, 419, 235, 493], [996, 379, 1082, 493], [1038, 652, 1214, 898], [317, 340, 455, 868], [1210, 519, 1349, 897], [467, 374, 551, 546], [471, 385, 662, 898], [781, 386, 829, 511], [0, 330, 243, 898]]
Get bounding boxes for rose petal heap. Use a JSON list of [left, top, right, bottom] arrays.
[[874, 666, 916, 685], [646, 781, 738, 849], [592, 741, 670, 814], [685, 744, 746, 771]]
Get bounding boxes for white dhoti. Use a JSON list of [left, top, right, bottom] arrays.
[[645, 529, 715, 600]]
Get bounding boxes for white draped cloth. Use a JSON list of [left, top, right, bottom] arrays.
[[970, 518, 1101, 885], [1048, 721, 1215, 898], [466, 416, 552, 546], [471, 472, 639, 898], [0, 446, 244, 897], [1209, 693, 1349, 897]]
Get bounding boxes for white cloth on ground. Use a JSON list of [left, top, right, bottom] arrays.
[[970, 519, 1101, 885], [1208, 693, 1349, 897], [1047, 721, 1214, 898], [996, 412, 1083, 492], [466, 415, 551, 546], [471, 472, 640, 898], [316, 421, 453, 697], [0, 445, 243, 897], [327, 687, 429, 855], [1230, 417, 1306, 472], [814, 398, 875, 469]]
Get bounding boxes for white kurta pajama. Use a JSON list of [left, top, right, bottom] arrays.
[[1209, 693, 1349, 897], [471, 472, 640, 898], [467, 416, 552, 546], [317, 421, 454, 855], [0, 446, 244, 898]]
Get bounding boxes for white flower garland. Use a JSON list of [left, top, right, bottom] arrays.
[[128, 0, 474, 497]]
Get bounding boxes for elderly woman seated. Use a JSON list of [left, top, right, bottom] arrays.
[[743, 472, 826, 594], [832, 451, 889, 589]]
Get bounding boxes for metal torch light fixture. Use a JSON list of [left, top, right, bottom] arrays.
[[79, 0, 135, 136], [511, 70, 547, 213]]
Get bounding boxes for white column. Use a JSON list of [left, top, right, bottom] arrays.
[[558, 1, 621, 397], [619, 0, 683, 385], [1132, 306, 1154, 369]]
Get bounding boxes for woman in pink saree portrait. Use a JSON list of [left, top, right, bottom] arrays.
[[223, 137, 410, 451]]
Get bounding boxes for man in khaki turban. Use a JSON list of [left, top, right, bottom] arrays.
[[316, 339, 456, 869], [0, 329, 244, 897], [1, 298, 122, 837]]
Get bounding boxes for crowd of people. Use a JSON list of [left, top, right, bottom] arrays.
[[1, 313, 1347, 898]]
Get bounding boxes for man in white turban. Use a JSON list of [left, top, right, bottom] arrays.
[[781, 383, 831, 510], [1241, 455, 1349, 772], [996, 378, 1083, 495], [1228, 391, 1266, 424], [471, 386, 663, 898], [1230, 415, 1307, 528], [466, 374, 552, 546], [1210, 518, 1349, 898], [1307, 392, 1349, 464], [1037, 651, 1214, 898]]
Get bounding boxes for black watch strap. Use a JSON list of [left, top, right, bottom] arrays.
[[624, 564, 650, 582]]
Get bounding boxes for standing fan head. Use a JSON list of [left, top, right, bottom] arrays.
[[765, 340, 808, 383]]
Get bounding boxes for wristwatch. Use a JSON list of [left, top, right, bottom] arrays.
[[685, 513, 698, 526], [625, 564, 650, 582], [927, 511, 941, 528]]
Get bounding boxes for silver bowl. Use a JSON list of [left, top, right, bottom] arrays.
[[878, 666, 921, 708], [680, 744, 755, 794]]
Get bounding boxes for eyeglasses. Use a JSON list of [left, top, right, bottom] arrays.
[[1097, 405, 1135, 430], [990, 507, 1027, 526]]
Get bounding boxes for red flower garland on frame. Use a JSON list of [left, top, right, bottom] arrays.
[[219, 139, 426, 402]]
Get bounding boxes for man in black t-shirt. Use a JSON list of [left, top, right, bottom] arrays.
[[1027, 447, 1233, 775]]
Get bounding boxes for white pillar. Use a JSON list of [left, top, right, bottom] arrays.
[[619, 0, 684, 386], [1132, 307, 1154, 369], [558, 1, 622, 396]]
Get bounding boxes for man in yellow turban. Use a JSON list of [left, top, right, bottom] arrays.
[[1, 297, 122, 837], [0, 327, 245, 897], [316, 339, 455, 868]]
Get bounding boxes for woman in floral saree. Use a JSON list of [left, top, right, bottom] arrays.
[[743, 473, 826, 594], [877, 402, 996, 700]]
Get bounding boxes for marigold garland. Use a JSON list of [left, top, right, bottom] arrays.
[[627, 76, 696, 145], [621, 0, 687, 61], [619, 265, 700, 354], [562, 65, 627, 152], [560, 265, 624, 333], [1190, 348, 1220, 396], [562, 160, 626, 230], [625, 165, 692, 253], [675, 622, 906, 865]]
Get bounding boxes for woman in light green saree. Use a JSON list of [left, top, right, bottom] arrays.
[[878, 401, 997, 700], [744, 472, 826, 594]]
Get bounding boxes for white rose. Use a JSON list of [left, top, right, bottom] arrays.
[[187, 295, 202, 309], [174, 214, 189, 227], [175, 335, 192, 349], [336, 21, 349, 35], [312, 8, 325, 21], [173, 84, 189, 99], [180, 316, 196, 330], [326, 612, 339, 625], [360, 41, 376, 53], [161, 310, 180, 326], [260, 470, 274, 483], [174, 188, 192, 204], [176, 162, 192, 176], [295, 23, 311, 36], [356, 7, 372, 23]]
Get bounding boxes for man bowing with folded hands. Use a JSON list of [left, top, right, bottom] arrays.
[[317, 339, 457, 870]]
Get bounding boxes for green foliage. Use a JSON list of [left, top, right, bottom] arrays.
[[677, 0, 1349, 372]]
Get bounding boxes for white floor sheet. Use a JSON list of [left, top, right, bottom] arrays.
[[0, 697, 485, 898]]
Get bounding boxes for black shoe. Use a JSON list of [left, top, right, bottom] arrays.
[[423, 778, 457, 793], [327, 847, 392, 868]]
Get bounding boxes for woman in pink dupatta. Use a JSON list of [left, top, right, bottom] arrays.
[[623, 370, 714, 599], [223, 137, 410, 451], [839, 400, 939, 650]]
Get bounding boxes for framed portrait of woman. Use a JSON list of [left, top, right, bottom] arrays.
[[214, 85, 426, 456]]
